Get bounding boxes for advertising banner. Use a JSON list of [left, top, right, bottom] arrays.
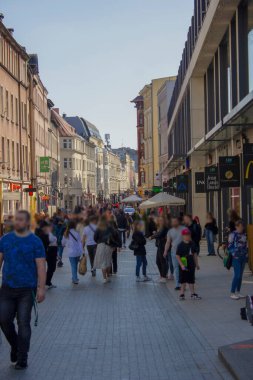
[[219, 156, 240, 188]]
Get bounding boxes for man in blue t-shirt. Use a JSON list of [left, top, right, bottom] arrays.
[[0, 210, 46, 370]]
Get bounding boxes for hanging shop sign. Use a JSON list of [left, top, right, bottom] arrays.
[[243, 144, 253, 186], [172, 177, 177, 192], [195, 172, 205, 193], [163, 181, 169, 193], [205, 166, 219, 192], [168, 179, 174, 193], [219, 156, 240, 188], [152, 186, 162, 194], [176, 174, 188, 193], [40, 157, 50, 173]]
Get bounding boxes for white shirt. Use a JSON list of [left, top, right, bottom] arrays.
[[83, 224, 97, 246], [62, 229, 83, 257]]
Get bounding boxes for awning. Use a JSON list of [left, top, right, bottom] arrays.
[[167, 154, 187, 174], [140, 192, 185, 209], [121, 195, 142, 203]]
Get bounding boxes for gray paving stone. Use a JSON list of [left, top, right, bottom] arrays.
[[0, 239, 249, 380]]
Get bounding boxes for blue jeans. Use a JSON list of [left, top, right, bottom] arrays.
[[69, 257, 80, 282], [167, 250, 174, 275], [136, 256, 147, 277], [0, 287, 35, 362], [58, 246, 64, 259], [171, 251, 180, 287], [206, 229, 215, 255], [231, 256, 246, 293]]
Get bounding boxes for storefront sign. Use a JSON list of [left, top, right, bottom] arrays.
[[195, 172, 205, 193], [176, 174, 188, 193], [205, 166, 219, 192], [219, 156, 240, 188], [243, 144, 253, 186], [10, 183, 21, 192], [40, 157, 50, 173]]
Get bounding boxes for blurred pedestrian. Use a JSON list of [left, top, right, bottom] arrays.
[[164, 217, 184, 290], [228, 220, 248, 300], [184, 214, 202, 255], [116, 209, 128, 248], [132, 220, 151, 282], [94, 216, 117, 283], [204, 212, 218, 256], [176, 228, 201, 301], [62, 220, 83, 285], [150, 216, 169, 283], [83, 215, 98, 277], [0, 210, 46, 370]]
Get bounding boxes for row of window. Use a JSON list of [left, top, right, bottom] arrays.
[[62, 157, 96, 172], [0, 34, 27, 84], [0, 86, 28, 128], [1, 136, 28, 174], [205, 1, 253, 132]]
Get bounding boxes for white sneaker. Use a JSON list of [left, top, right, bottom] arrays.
[[159, 278, 167, 283], [237, 293, 246, 299], [136, 276, 142, 282], [230, 293, 240, 300], [143, 276, 151, 282], [103, 278, 109, 284]]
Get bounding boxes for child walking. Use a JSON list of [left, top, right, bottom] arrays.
[[131, 221, 151, 282], [176, 228, 201, 300]]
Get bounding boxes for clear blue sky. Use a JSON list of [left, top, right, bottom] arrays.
[[1, 0, 194, 149]]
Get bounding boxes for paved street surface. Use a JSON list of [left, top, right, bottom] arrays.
[[0, 240, 253, 380]]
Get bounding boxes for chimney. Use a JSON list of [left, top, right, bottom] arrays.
[[53, 108, 59, 114], [62, 113, 67, 118], [0, 13, 4, 22], [8, 28, 14, 35]]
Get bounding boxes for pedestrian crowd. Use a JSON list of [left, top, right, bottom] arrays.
[[0, 203, 249, 370]]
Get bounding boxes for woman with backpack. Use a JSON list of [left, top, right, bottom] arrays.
[[204, 212, 218, 256], [94, 215, 120, 283], [62, 220, 83, 285], [228, 220, 248, 300]]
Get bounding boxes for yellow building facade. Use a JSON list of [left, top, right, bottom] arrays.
[[139, 77, 170, 192]]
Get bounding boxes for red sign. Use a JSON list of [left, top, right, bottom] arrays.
[[10, 183, 21, 192]]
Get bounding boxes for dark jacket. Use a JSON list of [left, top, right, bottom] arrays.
[[205, 220, 218, 235], [187, 221, 202, 244], [146, 219, 157, 238], [94, 227, 121, 248], [152, 227, 168, 253], [116, 213, 128, 229], [35, 228, 50, 251], [132, 231, 146, 256]]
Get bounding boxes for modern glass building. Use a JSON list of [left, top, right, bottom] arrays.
[[167, 0, 253, 232]]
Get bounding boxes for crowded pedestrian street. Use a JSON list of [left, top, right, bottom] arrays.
[[1, 1, 253, 379], [0, 238, 252, 380]]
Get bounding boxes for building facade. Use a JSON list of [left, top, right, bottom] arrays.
[[130, 96, 144, 188], [167, 0, 253, 230], [64, 115, 97, 204], [157, 77, 176, 186], [138, 77, 171, 193], [0, 19, 31, 225], [52, 109, 88, 210]]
